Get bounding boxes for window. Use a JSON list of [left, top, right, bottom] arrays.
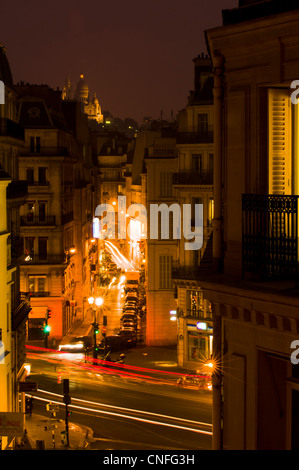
[[38, 201, 46, 222], [160, 172, 172, 197], [27, 202, 35, 221], [192, 154, 203, 172], [208, 154, 214, 174], [26, 168, 34, 184], [187, 290, 204, 316], [29, 275, 47, 294], [159, 255, 173, 289], [208, 198, 214, 227], [25, 237, 34, 258], [38, 167, 47, 185], [197, 113, 208, 133], [268, 88, 292, 195], [188, 332, 208, 361], [38, 238, 47, 261], [30, 136, 41, 153], [191, 197, 202, 226]]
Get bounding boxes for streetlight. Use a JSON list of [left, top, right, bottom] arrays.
[[88, 296, 104, 361]]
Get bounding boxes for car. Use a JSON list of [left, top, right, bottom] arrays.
[[126, 290, 138, 297], [58, 335, 93, 352], [118, 329, 137, 347], [126, 295, 138, 303], [124, 302, 137, 309], [123, 307, 138, 314], [98, 335, 127, 353], [177, 374, 212, 391], [126, 286, 138, 294], [121, 313, 137, 322], [121, 315, 137, 329]]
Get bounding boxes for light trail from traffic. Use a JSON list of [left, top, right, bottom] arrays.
[[28, 389, 213, 436], [104, 240, 137, 271], [25, 345, 211, 383]]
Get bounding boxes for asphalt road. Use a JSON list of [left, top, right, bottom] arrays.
[[26, 353, 212, 450]]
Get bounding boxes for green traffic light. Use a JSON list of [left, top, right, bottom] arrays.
[[44, 325, 51, 333]]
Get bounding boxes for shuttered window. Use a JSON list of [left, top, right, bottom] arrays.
[[159, 255, 173, 289], [268, 88, 292, 195]]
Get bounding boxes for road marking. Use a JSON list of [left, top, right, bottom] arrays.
[[31, 390, 212, 436]]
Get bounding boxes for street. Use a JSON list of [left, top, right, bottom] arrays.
[[25, 351, 212, 450]]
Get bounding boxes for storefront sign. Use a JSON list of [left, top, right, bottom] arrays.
[[0, 412, 23, 436]]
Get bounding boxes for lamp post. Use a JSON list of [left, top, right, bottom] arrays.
[[88, 296, 104, 362]]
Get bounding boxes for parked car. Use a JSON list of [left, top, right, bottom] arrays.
[[123, 306, 138, 314], [118, 328, 137, 347], [124, 301, 138, 309], [177, 374, 212, 391], [126, 290, 138, 297], [58, 335, 93, 352], [126, 295, 138, 302], [126, 286, 138, 294], [121, 314, 137, 329], [98, 335, 127, 353]]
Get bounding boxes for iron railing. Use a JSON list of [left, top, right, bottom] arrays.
[[20, 215, 56, 226], [177, 131, 214, 145], [21, 254, 65, 265], [173, 170, 213, 186], [242, 194, 299, 282]]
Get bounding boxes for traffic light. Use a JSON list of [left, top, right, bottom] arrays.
[[47, 309, 52, 319], [93, 322, 99, 334], [44, 324, 51, 334]]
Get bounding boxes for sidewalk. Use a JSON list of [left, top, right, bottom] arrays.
[[19, 413, 93, 450]]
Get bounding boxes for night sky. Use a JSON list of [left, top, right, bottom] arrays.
[[1, 0, 237, 124]]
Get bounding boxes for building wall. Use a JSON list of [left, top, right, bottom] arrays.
[[205, 3, 299, 449]]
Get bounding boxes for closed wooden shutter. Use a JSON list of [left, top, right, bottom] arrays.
[[268, 88, 292, 195]]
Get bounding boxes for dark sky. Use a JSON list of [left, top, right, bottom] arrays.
[[1, 0, 238, 124]]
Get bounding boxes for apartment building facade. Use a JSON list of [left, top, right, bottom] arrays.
[[0, 44, 31, 449], [172, 54, 215, 369], [17, 85, 99, 344], [202, 0, 299, 450]]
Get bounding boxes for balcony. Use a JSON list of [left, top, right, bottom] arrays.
[[20, 215, 56, 226], [20, 146, 69, 156], [21, 254, 65, 265], [177, 131, 213, 145], [0, 118, 25, 141], [173, 170, 213, 186], [12, 293, 31, 331], [26, 291, 50, 297], [242, 194, 299, 282]]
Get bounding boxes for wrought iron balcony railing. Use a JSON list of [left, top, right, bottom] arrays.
[[242, 194, 299, 282], [176, 131, 214, 145], [20, 146, 69, 156], [173, 170, 213, 186], [20, 215, 56, 226], [21, 254, 65, 265], [12, 293, 31, 331]]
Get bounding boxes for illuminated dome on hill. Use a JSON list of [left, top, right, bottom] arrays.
[[74, 73, 89, 104]]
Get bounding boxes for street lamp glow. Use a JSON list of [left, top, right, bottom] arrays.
[[88, 296, 95, 305], [95, 297, 104, 307]]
